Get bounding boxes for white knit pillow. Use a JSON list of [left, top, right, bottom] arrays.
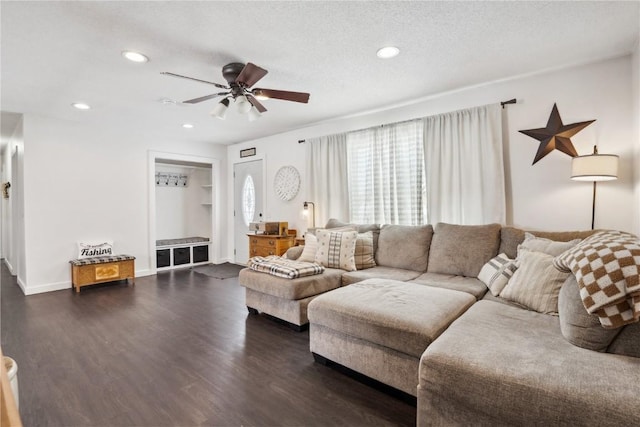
[[298, 233, 319, 263], [314, 229, 358, 271]]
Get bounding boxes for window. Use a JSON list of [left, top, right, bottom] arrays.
[[346, 119, 425, 225], [242, 175, 255, 226]]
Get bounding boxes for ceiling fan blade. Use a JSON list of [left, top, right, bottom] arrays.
[[236, 63, 268, 88], [246, 95, 267, 113], [161, 72, 228, 89], [182, 92, 229, 104], [253, 88, 310, 103]]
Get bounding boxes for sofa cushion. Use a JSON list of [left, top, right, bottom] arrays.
[[427, 223, 501, 277], [341, 266, 422, 286], [499, 248, 568, 314], [477, 253, 517, 296], [499, 227, 596, 259], [238, 267, 344, 300], [558, 275, 620, 351], [314, 229, 358, 271], [607, 322, 640, 358], [375, 224, 433, 272], [409, 272, 488, 300], [418, 300, 640, 426], [308, 279, 475, 358]]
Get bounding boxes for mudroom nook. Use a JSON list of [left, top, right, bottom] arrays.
[[154, 160, 213, 271]]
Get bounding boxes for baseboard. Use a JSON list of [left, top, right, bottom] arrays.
[[135, 269, 154, 277], [23, 280, 70, 295], [21, 269, 155, 295], [3, 258, 15, 275]]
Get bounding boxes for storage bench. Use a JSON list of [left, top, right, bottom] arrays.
[[156, 237, 210, 270], [69, 255, 136, 293]]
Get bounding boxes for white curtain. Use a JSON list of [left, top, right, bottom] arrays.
[[423, 103, 505, 225], [306, 133, 350, 226], [346, 120, 425, 225]]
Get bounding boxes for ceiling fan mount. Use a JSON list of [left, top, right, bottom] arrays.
[[221, 62, 246, 85], [161, 61, 310, 120]]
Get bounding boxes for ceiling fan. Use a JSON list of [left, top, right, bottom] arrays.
[[161, 62, 310, 121]]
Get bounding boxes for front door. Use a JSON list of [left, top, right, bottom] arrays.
[[234, 160, 264, 264]]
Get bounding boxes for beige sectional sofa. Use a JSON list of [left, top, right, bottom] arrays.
[[240, 219, 640, 425]]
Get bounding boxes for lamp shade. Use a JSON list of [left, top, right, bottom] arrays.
[[247, 106, 262, 122], [236, 96, 252, 114], [571, 154, 618, 181], [210, 98, 230, 120]]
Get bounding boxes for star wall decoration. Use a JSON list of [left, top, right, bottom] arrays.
[[519, 103, 595, 165]]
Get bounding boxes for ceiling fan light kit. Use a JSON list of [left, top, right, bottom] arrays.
[[210, 98, 230, 120], [162, 61, 310, 121], [248, 106, 262, 122]]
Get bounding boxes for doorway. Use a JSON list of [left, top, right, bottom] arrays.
[[234, 159, 264, 264]]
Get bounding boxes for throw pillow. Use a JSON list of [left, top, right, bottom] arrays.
[[300, 226, 356, 262], [314, 229, 358, 271], [519, 232, 581, 256], [427, 223, 502, 277], [354, 231, 376, 270], [478, 253, 517, 296], [500, 248, 569, 314], [298, 233, 319, 263]]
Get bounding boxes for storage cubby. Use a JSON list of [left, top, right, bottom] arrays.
[[155, 160, 213, 270]]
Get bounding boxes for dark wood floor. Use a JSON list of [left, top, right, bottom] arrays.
[[1, 262, 415, 426]]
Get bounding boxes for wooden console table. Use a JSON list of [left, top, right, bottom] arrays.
[[70, 255, 135, 293], [248, 232, 296, 257]]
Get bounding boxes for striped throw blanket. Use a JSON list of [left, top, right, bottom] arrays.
[[248, 256, 325, 279]]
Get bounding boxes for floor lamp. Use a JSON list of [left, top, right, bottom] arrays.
[[303, 201, 316, 228], [570, 145, 618, 230]]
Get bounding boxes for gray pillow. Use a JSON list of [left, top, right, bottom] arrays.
[[375, 224, 433, 272], [519, 232, 580, 256], [427, 223, 501, 277], [558, 275, 620, 351]]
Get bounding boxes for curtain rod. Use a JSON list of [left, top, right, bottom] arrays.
[[298, 99, 518, 143], [501, 98, 517, 108]]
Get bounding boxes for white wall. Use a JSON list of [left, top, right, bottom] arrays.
[[20, 115, 227, 294], [1, 118, 26, 285], [154, 165, 212, 241], [227, 55, 637, 259], [633, 38, 640, 236]]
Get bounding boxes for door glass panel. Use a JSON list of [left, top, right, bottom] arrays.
[[242, 175, 255, 226]]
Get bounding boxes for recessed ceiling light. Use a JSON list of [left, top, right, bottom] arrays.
[[376, 46, 400, 59], [182, 123, 194, 129], [72, 102, 91, 110], [122, 50, 149, 63]]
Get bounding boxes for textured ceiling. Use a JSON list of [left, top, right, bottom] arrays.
[[1, 1, 639, 144]]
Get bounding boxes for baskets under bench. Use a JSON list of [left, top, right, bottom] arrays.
[[69, 255, 136, 293]]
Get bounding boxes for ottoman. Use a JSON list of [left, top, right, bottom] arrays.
[[238, 267, 345, 331], [308, 278, 475, 396]]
